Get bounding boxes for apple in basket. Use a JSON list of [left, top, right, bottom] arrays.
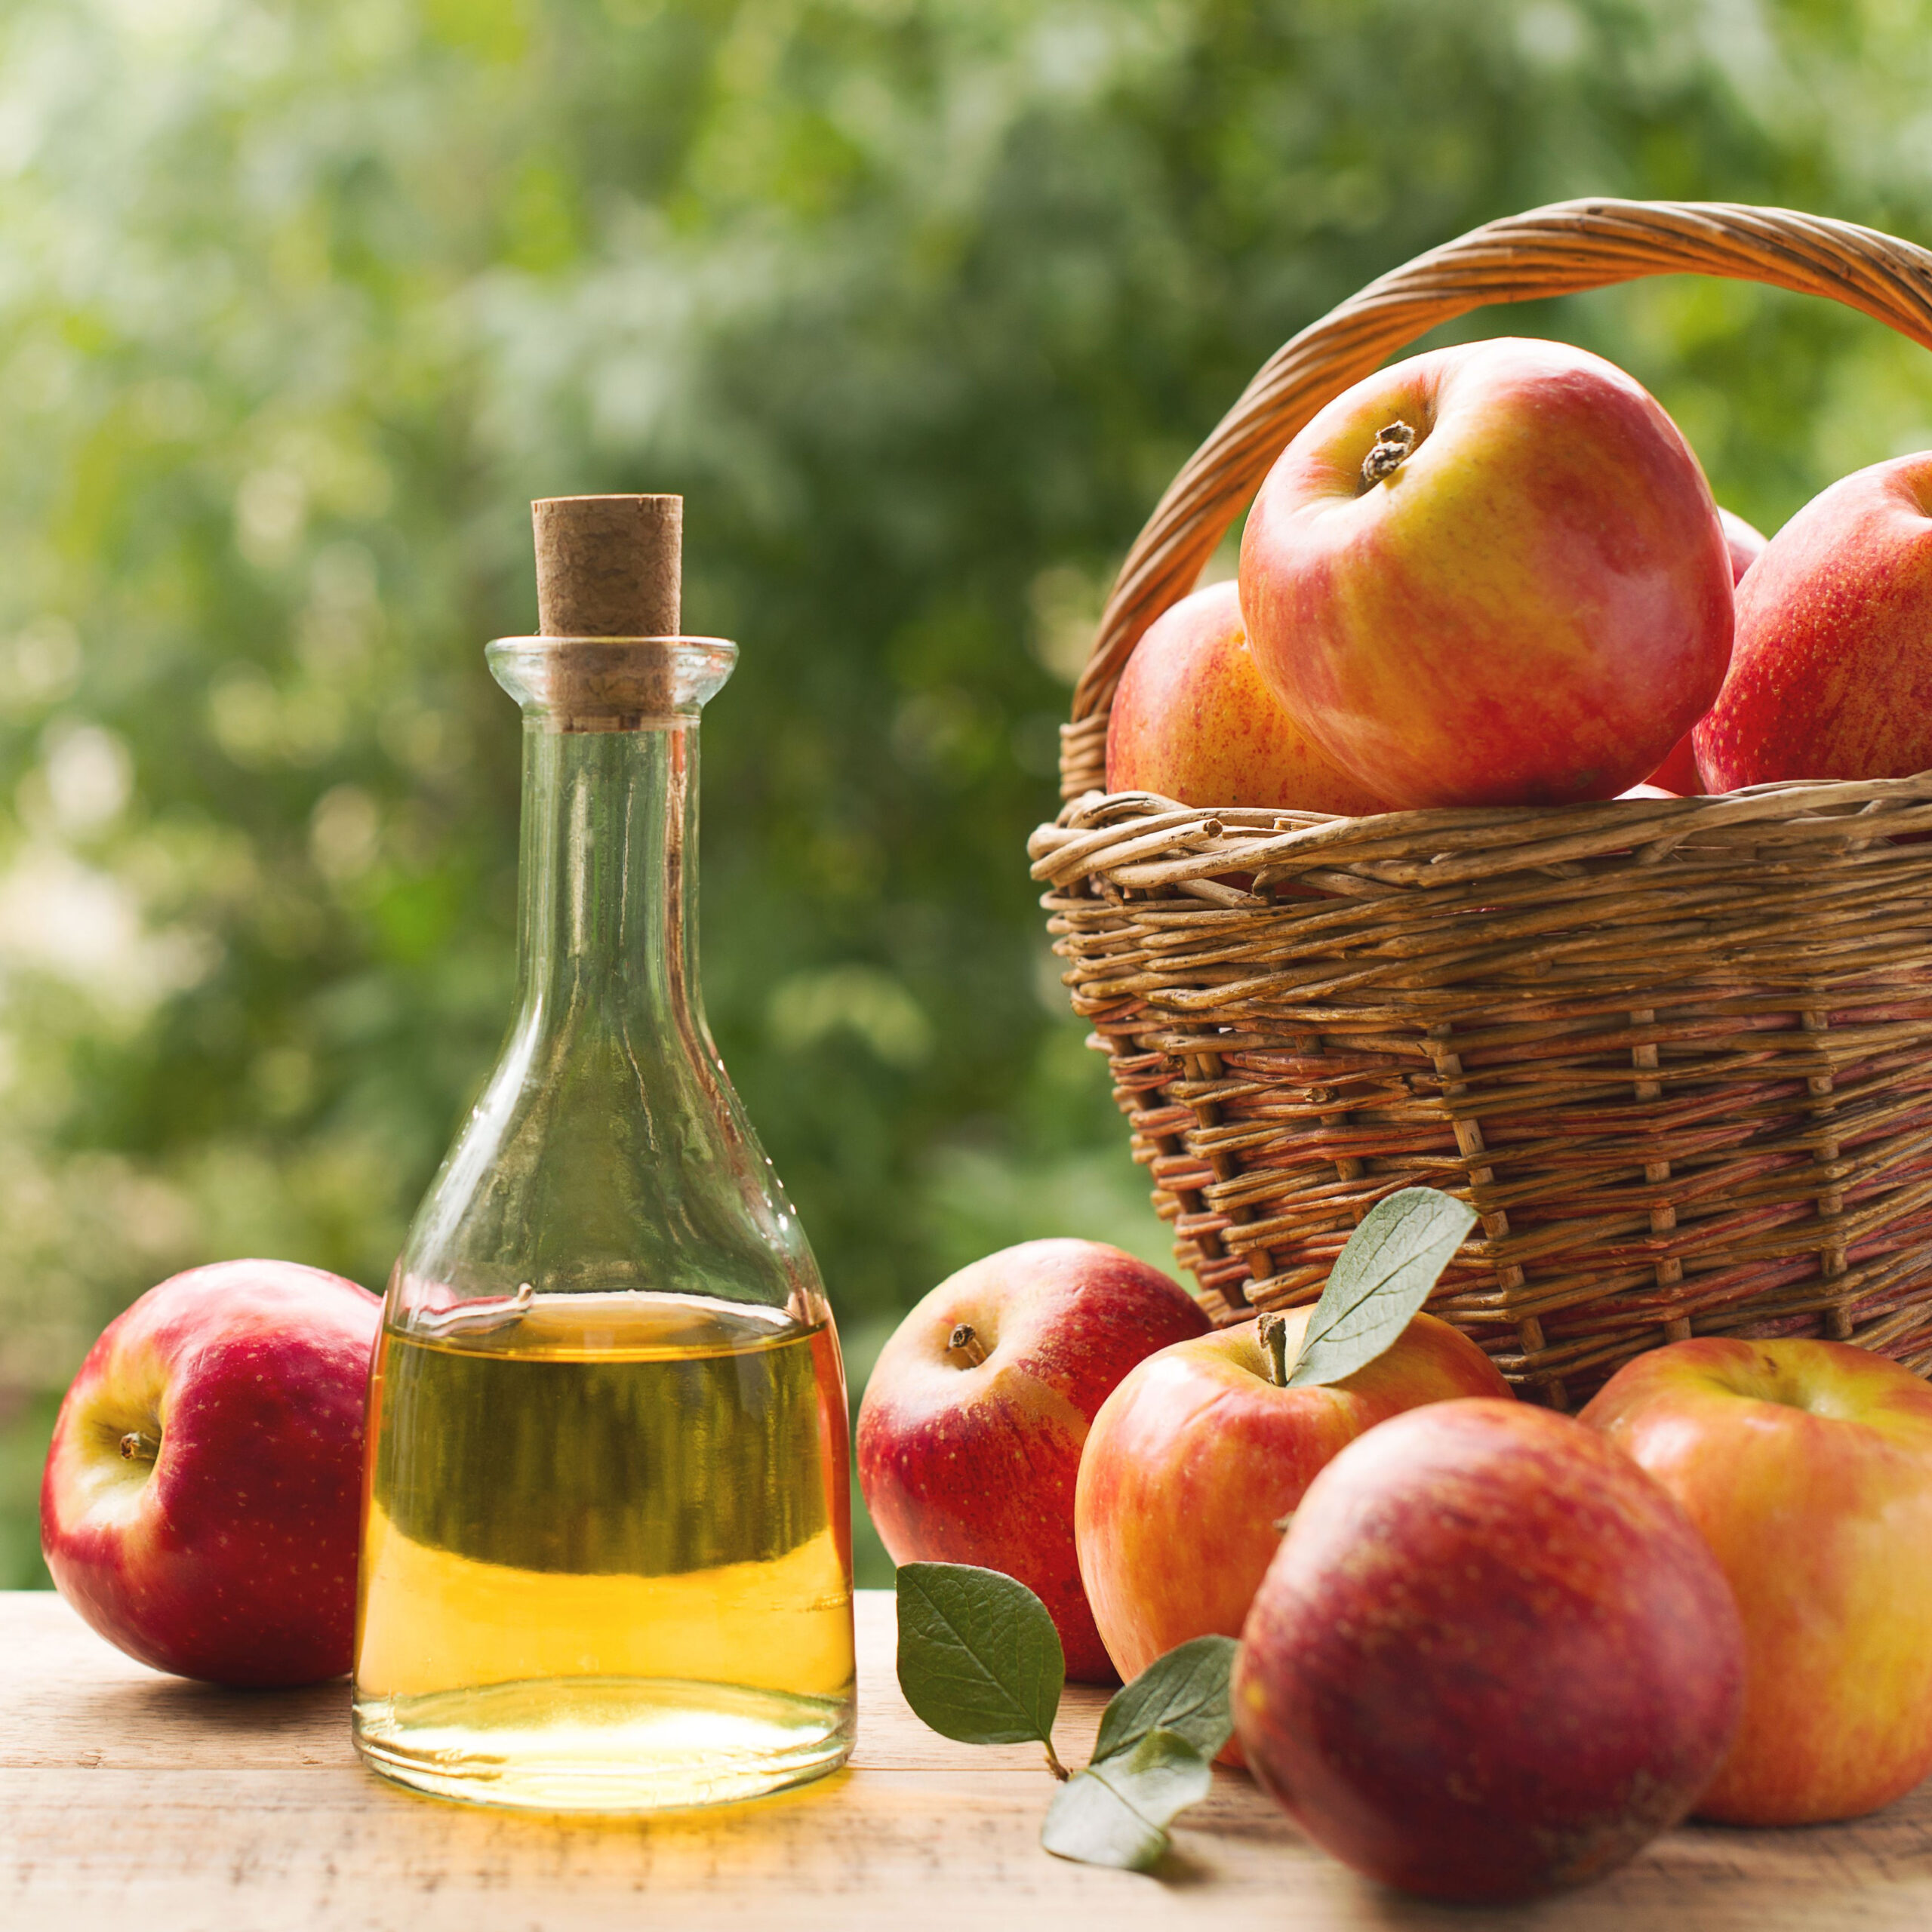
[[1233, 1399, 1744, 1903], [1647, 506, 1767, 793], [1105, 579, 1388, 814], [1717, 504, 1770, 584], [1074, 1307, 1508, 1704], [857, 1239, 1208, 1682], [1581, 1337, 1932, 1824], [41, 1259, 381, 1686], [1239, 337, 1734, 809], [1697, 454, 1932, 788]]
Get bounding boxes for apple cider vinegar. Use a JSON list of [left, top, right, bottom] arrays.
[[354, 1294, 854, 1810], [355, 499, 857, 1813]]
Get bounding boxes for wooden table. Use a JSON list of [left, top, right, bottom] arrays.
[[4, 1590, 1929, 1930]]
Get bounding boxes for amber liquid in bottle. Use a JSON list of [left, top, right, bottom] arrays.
[[355, 1295, 854, 1811]]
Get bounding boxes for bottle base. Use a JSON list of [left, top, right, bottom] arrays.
[[352, 1675, 855, 1814]]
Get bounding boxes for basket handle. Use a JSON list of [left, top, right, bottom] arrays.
[[1060, 198, 1932, 800]]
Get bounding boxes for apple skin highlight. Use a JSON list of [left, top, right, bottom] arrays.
[[1581, 1337, 1932, 1825], [41, 1259, 380, 1687], [856, 1238, 1208, 1683]]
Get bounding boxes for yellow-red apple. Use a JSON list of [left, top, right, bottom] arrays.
[[41, 1259, 380, 1686], [1232, 1399, 1743, 1902], [856, 1239, 1209, 1682], [1580, 1337, 1932, 1824], [1648, 507, 1766, 792], [1697, 454, 1932, 787], [1105, 580, 1387, 813], [1073, 1308, 1506, 1696], [1240, 338, 1733, 808]]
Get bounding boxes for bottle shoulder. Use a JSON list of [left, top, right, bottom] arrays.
[[399, 1006, 823, 1317]]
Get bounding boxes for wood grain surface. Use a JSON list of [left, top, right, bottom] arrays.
[[3, 1589, 1928, 1930]]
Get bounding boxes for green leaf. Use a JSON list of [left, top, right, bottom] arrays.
[[1092, 1634, 1236, 1765], [1040, 1730, 1214, 1872], [1285, 1186, 1479, 1389], [895, 1561, 1065, 1747]]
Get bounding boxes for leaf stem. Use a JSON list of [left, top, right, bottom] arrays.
[[1256, 1312, 1291, 1388], [1043, 1737, 1071, 1782]]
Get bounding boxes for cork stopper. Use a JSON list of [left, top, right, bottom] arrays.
[[533, 494, 681, 637]]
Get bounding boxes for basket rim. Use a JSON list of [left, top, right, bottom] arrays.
[[1030, 773, 1932, 901], [1048, 195, 1932, 808]]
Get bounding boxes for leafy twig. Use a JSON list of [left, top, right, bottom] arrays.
[[896, 1563, 1234, 1871]]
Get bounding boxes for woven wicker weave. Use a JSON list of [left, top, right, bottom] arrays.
[[1029, 199, 1932, 1407]]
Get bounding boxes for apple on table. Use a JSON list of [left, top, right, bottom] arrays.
[[41, 1258, 381, 1687], [1234, 1399, 1744, 1903], [1581, 1337, 1932, 1824], [856, 1238, 1209, 1684], [1239, 337, 1734, 808], [1074, 1305, 1507, 1697]]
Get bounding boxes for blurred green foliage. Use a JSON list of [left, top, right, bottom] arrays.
[[5, 0, 1932, 1586]]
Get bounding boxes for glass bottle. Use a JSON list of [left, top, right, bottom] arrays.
[[352, 496, 854, 1813]]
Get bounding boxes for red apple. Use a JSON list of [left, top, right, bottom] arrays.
[[41, 1259, 381, 1687], [1643, 741, 1699, 798], [1239, 338, 1733, 808], [1718, 504, 1770, 583], [1105, 579, 1388, 813], [1580, 1337, 1932, 1824], [1697, 454, 1932, 787], [1647, 506, 1767, 792], [1074, 1309, 1507, 1694], [856, 1239, 1209, 1682], [1233, 1399, 1743, 1903]]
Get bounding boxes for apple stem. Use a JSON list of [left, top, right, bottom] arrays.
[[946, 1323, 990, 1368], [1257, 1312, 1291, 1389], [1042, 1737, 1071, 1783], [118, 1429, 159, 1464], [1361, 420, 1417, 487]]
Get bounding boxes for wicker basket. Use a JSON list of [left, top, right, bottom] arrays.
[[1029, 199, 1932, 1409]]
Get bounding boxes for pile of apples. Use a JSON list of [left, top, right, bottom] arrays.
[[1108, 335, 1932, 811], [857, 1236, 1932, 1901]]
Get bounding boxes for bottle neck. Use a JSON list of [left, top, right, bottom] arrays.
[[485, 633, 736, 1038], [515, 719, 700, 1033]]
